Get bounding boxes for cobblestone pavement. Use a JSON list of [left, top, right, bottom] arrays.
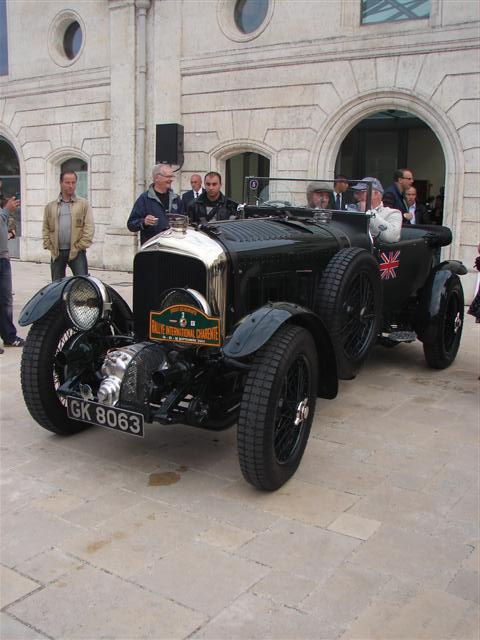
[[1, 260, 479, 640]]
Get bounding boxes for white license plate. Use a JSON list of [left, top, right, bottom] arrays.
[[66, 397, 144, 437]]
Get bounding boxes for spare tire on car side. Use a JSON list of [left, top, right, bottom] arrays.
[[315, 247, 382, 380]]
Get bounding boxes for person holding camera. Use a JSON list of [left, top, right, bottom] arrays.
[[0, 195, 24, 352]]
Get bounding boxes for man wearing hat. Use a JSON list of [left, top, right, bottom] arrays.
[[306, 182, 332, 209], [351, 177, 402, 243]]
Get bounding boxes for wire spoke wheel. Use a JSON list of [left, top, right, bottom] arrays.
[[423, 275, 464, 369], [443, 296, 462, 351], [21, 306, 100, 434], [53, 328, 76, 406], [340, 271, 376, 360], [237, 325, 318, 491], [274, 355, 310, 464]]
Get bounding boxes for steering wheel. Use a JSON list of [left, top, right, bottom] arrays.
[[263, 200, 292, 207]]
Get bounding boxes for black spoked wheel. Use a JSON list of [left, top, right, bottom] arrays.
[[315, 248, 382, 379], [423, 276, 464, 369], [237, 325, 318, 491], [21, 306, 91, 434]]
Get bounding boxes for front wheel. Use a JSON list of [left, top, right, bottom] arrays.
[[423, 276, 464, 369], [21, 306, 91, 434], [237, 325, 318, 491]]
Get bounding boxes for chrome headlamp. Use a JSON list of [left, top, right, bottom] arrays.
[[63, 277, 111, 331]]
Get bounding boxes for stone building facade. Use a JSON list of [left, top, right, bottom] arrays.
[[0, 0, 479, 297]]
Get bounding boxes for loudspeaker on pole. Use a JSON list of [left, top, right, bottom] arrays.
[[155, 123, 184, 165]]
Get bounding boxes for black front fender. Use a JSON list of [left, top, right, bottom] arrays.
[[19, 278, 74, 326], [19, 276, 133, 334], [223, 302, 338, 399]]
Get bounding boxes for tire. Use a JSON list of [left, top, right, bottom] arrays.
[[315, 247, 382, 379], [237, 325, 318, 491], [423, 276, 464, 369], [21, 306, 89, 435]]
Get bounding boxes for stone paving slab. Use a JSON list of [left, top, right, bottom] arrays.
[[1, 260, 479, 639], [0, 566, 40, 608], [7, 564, 207, 640]]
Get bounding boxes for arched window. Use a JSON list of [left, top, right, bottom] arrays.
[[61, 157, 88, 198], [225, 152, 270, 203]]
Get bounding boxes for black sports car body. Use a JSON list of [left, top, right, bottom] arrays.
[[19, 178, 466, 490]]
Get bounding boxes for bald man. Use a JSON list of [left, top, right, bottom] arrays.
[[181, 174, 204, 208]]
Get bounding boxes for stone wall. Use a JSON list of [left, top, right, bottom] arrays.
[[169, 0, 479, 297], [1, 0, 113, 267], [1, 0, 478, 296]]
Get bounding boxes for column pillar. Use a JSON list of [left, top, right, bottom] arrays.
[[104, 0, 151, 271]]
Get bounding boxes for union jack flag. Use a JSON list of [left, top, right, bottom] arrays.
[[379, 250, 400, 280]]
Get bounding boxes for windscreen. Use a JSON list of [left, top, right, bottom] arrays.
[[243, 177, 373, 211]]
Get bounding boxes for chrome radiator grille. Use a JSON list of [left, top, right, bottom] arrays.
[[133, 251, 207, 340]]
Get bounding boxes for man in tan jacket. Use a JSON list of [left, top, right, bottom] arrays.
[[43, 171, 94, 281]]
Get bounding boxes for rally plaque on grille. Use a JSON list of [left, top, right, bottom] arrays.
[[149, 305, 221, 347]]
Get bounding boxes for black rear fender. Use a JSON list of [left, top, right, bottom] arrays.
[[436, 260, 467, 276], [416, 266, 465, 342], [223, 303, 338, 399]]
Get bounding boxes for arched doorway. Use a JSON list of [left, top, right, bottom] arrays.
[[311, 92, 463, 253], [0, 136, 21, 258], [225, 151, 270, 202], [335, 110, 446, 220]]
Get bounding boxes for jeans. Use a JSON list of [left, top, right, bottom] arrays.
[[51, 249, 88, 281], [0, 257, 17, 344]]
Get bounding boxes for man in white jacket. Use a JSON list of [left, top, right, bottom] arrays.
[[351, 177, 402, 243]]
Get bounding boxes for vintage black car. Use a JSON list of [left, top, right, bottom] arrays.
[[19, 178, 466, 491]]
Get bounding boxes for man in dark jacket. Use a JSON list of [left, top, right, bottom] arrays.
[[127, 164, 183, 245], [181, 174, 204, 208], [187, 172, 238, 224], [328, 175, 356, 210], [383, 168, 414, 214], [403, 186, 430, 225]]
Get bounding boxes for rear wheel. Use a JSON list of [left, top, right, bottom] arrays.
[[237, 325, 318, 491], [21, 307, 91, 434], [315, 248, 382, 379], [423, 276, 464, 369]]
